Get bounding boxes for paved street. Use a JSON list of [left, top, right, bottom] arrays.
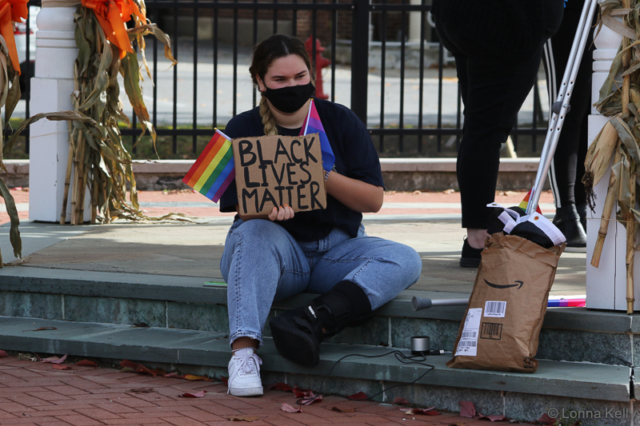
[[0, 354, 541, 426], [14, 40, 550, 129]]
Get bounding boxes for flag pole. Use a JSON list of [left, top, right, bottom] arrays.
[[303, 99, 312, 135]]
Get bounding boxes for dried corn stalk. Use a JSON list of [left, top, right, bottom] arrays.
[[0, 33, 24, 264], [585, 0, 640, 313], [60, 1, 176, 225]]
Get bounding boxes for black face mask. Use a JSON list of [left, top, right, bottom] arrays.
[[263, 82, 315, 113]]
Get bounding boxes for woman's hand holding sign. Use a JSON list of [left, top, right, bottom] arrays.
[[268, 205, 295, 221]]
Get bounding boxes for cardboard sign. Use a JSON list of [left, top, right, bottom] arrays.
[[232, 134, 327, 216]]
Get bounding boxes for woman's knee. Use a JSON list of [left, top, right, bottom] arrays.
[[397, 244, 422, 284], [221, 219, 292, 280], [371, 240, 422, 284]]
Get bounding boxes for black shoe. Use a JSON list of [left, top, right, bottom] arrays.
[[460, 238, 482, 268], [269, 281, 371, 368], [553, 204, 586, 250], [269, 306, 323, 368]]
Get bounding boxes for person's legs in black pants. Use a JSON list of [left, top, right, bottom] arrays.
[[457, 50, 543, 234], [432, 0, 563, 266]]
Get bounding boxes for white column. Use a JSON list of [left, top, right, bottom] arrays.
[[408, 0, 421, 43], [29, 1, 89, 222], [585, 10, 638, 310]]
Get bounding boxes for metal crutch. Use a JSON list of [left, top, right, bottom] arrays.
[[526, 0, 599, 215]]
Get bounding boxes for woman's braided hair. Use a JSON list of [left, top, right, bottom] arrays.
[[249, 34, 315, 136]]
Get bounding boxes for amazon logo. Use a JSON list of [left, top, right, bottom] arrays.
[[484, 279, 523, 289]]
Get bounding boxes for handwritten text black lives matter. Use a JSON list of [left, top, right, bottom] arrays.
[[232, 134, 327, 216]]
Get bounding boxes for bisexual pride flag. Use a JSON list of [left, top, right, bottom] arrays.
[[299, 99, 335, 172], [182, 129, 235, 203]]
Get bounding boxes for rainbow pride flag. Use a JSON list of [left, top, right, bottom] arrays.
[[518, 188, 542, 214], [299, 99, 335, 171], [182, 129, 235, 203]]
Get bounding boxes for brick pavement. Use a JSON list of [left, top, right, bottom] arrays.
[[0, 355, 539, 426], [0, 188, 556, 226]]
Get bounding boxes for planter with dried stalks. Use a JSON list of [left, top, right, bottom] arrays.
[[584, 0, 640, 313], [7, 0, 177, 226]]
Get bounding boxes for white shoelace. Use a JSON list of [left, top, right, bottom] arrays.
[[228, 350, 262, 394]]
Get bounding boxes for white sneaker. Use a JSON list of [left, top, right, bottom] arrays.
[[227, 348, 263, 397]]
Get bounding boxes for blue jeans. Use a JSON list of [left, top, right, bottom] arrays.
[[220, 218, 422, 347]]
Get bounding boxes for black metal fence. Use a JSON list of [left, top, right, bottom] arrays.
[[16, 0, 549, 158]]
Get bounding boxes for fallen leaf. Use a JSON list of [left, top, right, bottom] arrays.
[[129, 388, 154, 393], [0, 350, 8, 357], [184, 374, 212, 381], [52, 364, 71, 370], [459, 401, 476, 418], [221, 376, 229, 385], [28, 327, 57, 332], [164, 372, 185, 379], [120, 367, 137, 373], [179, 390, 206, 398], [132, 322, 149, 328], [481, 414, 507, 422], [536, 413, 557, 425], [394, 396, 410, 405], [405, 407, 439, 416], [281, 403, 302, 413], [76, 360, 98, 367], [331, 406, 356, 413], [41, 355, 68, 364], [224, 416, 260, 422], [347, 391, 368, 401], [120, 359, 139, 369], [120, 359, 164, 376], [292, 386, 314, 398], [299, 395, 322, 405], [269, 382, 293, 392], [17, 353, 36, 362]]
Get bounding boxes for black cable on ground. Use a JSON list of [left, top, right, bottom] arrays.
[[296, 350, 435, 405]]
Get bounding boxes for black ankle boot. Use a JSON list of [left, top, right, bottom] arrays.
[[553, 203, 587, 249], [269, 281, 372, 367]]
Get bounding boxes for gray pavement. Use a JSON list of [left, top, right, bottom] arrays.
[[0, 217, 586, 297]]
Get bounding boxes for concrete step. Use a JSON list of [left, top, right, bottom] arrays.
[[0, 315, 632, 425], [0, 266, 637, 368], [1, 158, 546, 191]]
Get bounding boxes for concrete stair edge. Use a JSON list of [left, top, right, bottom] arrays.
[[0, 267, 635, 334], [0, 316, 631, 404]]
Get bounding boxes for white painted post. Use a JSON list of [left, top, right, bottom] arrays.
[[408, 0, 421, 44], [585, 7, 639, 310], [29, 0, 89, 223]]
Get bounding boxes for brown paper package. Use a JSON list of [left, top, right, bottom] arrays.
[[447, 233, 565, 373]]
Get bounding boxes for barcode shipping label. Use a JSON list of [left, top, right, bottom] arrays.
[[455, 308, 482, 356], [484, 301, 507, 318]]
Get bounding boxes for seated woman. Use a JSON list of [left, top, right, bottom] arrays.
[[219, 34, 422, 397]]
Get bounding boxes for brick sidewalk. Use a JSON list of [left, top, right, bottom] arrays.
[[0, 189, 556, 226], [0, 355, 539, 426]]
